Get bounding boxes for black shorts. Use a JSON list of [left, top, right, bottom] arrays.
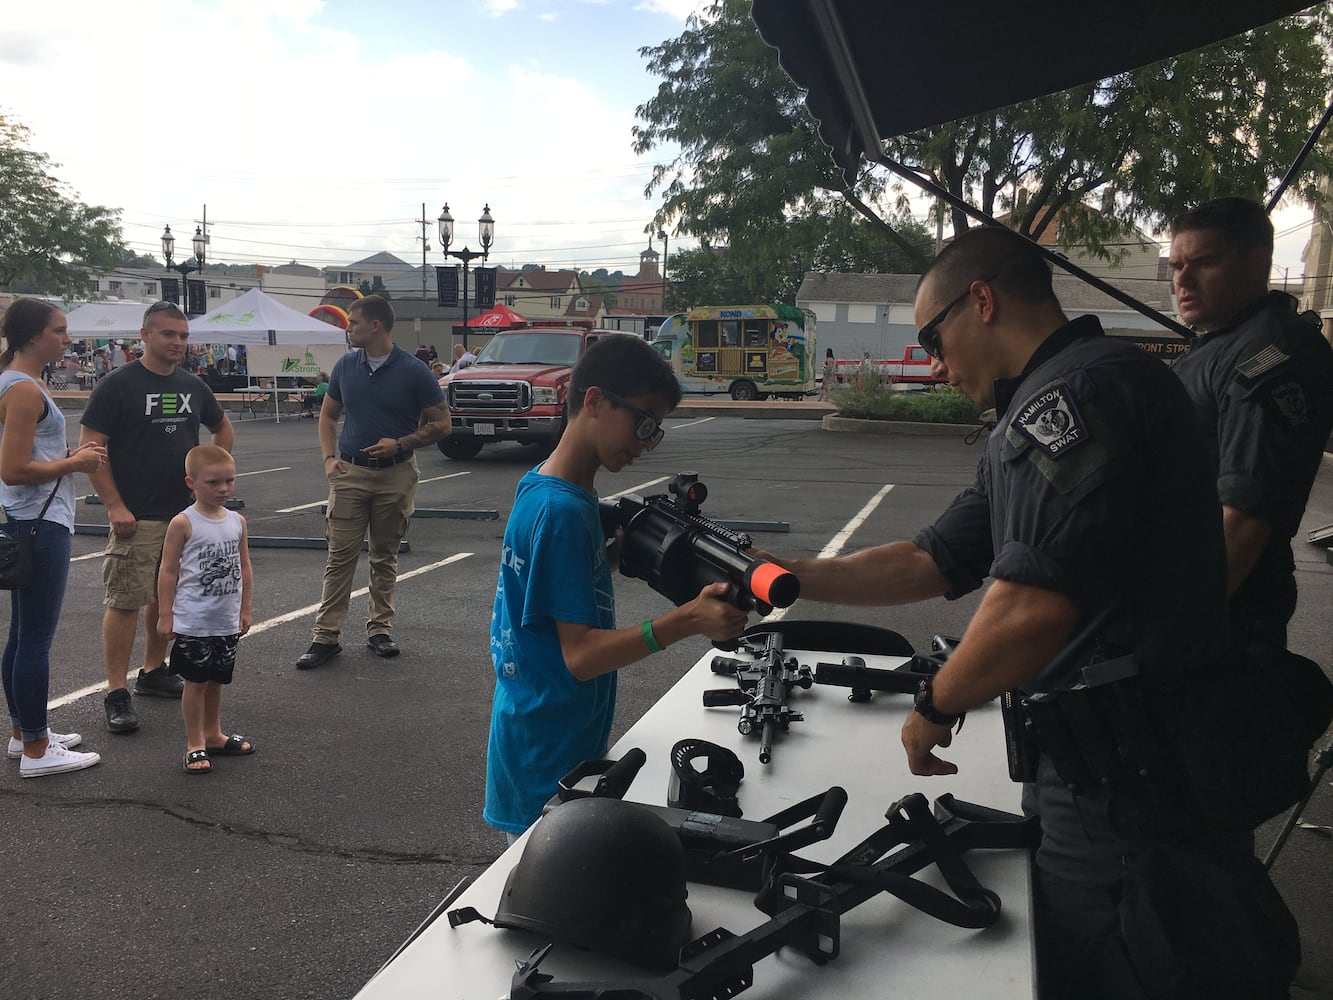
[[168, 634, 241, 685]]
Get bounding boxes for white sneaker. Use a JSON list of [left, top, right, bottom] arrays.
[[8, 730, 82, 759], [19, 742, 101, 778]]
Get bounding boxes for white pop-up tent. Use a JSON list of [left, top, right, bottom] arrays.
[[190, 288, 349, 422], [65, 301, 151, 341], [188, 287, 348, 346]]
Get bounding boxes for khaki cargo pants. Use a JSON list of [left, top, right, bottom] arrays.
[[311, 457, 418, 643]]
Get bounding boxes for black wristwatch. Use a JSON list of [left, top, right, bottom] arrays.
[[395, 438, 404, 455], [914, 677, 963, 728]]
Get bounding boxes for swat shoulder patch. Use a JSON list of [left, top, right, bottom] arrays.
[[1013, 381, 1088, 458]]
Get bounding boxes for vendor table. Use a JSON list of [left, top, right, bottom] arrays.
[[355, 632, 1035, 999], [238, 385, 307, 421]]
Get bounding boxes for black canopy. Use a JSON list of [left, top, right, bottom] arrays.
[[751, 1, 1320, 185]]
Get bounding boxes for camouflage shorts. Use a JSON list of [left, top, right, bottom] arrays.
[[167, 634, 240, 685]]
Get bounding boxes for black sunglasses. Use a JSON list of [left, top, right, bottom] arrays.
[[917, 273, 999, 361], [600, 388, 665, 450], [144, 300, 182, 319]]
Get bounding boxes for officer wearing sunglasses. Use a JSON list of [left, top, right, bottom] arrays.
[[760, 226, 1248, 997]]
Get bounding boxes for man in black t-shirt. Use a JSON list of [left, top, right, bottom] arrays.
[[80, 302, 234, 734]]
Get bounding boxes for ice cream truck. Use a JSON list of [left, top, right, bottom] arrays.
[[651, 304, 816, 401]]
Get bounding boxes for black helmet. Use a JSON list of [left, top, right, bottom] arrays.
[[494, 797, 691, 970]]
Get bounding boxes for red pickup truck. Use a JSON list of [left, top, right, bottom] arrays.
[[833, 345, 944, 387], [437, 326, 630, 460]]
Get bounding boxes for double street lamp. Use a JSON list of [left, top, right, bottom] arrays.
[[438, 203, 495, 349], [161, 224, 207, 315]]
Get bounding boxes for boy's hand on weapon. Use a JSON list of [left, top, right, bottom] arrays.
[[901, 711, 960, 776], [684, 582, 750, 642]]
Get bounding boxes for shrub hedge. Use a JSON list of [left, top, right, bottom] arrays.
[[830, 382, 982, 424]]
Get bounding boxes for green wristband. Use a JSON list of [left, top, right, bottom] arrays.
[[642, 619, 664, 654]]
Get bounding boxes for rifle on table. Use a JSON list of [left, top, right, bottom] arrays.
[[705, 629, 813, 765], [814, 634, 960, 703], [600, 472, 799, 617]]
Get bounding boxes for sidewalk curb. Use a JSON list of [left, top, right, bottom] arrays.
[[821, 415, 984, 436]]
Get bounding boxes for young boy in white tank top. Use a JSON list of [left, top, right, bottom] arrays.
[[156, 445, 254, 774]]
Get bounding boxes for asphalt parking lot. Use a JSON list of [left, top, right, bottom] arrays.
[[2, 410, 1330, 1000]]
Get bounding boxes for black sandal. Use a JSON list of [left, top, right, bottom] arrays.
[[183, 749, 211, 775]]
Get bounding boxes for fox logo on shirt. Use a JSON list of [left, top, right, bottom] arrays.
[[144, 392, 192, 416]]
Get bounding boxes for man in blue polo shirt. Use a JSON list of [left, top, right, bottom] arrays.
[[297, 296, 450, 669]]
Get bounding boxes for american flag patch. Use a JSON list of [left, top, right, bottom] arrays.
[[1235, 345, 1290, 379]]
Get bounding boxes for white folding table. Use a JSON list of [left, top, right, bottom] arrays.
[[355, 636, 1035, 999]]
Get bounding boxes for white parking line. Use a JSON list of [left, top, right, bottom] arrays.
[[49, 682, 109, 711], [605, 476, 669, 500], [274, 499, 326, 513], [275, 470, 471, 512], [245, 552, 473, 636], [236, 466, 290, 477], [672, 416, 715, 430], [817, 484, 894, 559], [766, 483, 895, 624], [48, 552, 474, 709]]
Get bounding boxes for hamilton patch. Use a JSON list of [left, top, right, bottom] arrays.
[[1014, 382, 1088, 457]]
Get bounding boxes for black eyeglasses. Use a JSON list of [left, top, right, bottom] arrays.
[[600, 388, 665, 450], [917, 273, 998, 362]]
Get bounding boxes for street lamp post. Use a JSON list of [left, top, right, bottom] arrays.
[[161, 224, 207, 315], [438, 203, 495, 351], [656, 228, 670, 311]]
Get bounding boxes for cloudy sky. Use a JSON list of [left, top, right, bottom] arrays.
[[0, 0, 1317, 282], [1, 0, 707, 275]]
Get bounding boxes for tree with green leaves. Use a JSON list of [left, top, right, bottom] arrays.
[[113, 249, 165, 270], [635, 1, 1333, 272], [0, 115, 127, 297], [357, 275, 390, 298], [578, 268, 623, 309], [636, 0, 933, 301]]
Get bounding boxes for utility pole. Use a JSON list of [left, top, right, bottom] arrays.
[[417, 203, 431, 303]]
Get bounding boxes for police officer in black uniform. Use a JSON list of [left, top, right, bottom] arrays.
[[1168, 197, 1333, 651], [771, 226, 1249, 997]]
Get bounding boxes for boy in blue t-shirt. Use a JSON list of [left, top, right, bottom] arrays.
[[485, 336, 749, 838]]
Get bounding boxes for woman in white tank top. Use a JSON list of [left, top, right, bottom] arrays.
[[0, 299, 107, 777]]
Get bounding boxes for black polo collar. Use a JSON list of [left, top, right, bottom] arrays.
[[993, 315, 1104, 418]]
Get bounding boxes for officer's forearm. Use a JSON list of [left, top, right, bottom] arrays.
[[1221, 504, 1273, 597], [783, 540, 948, 607], [929, 579, 1080, 715]]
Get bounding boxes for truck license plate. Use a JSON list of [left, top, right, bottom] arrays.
[[473, 423, 495, 436]]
